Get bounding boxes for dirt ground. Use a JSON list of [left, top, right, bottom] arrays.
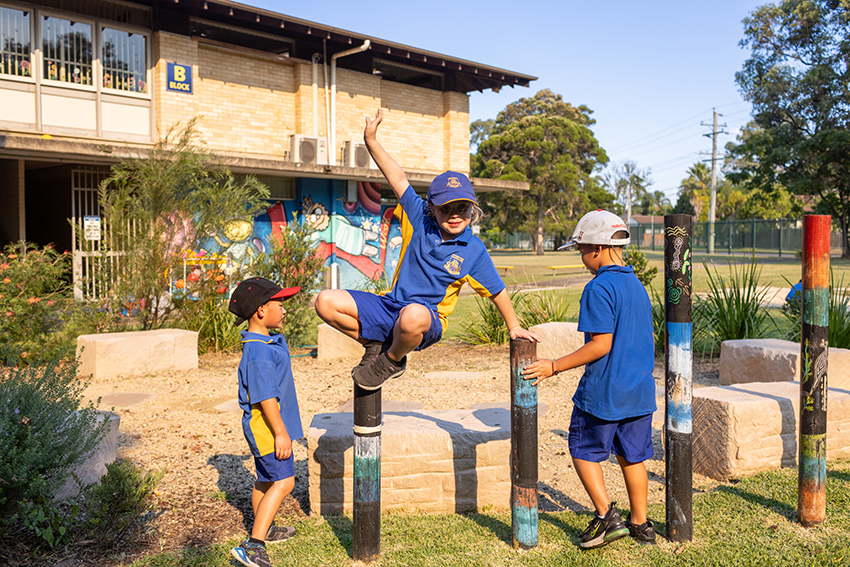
[[2, 339, 722, 566]]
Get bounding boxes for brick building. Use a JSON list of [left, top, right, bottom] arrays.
[[0, 0, 534, 291]]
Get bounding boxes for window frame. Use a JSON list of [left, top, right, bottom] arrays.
[[98, 20, 150, 100], [38, 9, 96, 93], [0, 2, 35, 84]]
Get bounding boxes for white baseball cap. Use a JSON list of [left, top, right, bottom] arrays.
[[558, 210, 630, 250]]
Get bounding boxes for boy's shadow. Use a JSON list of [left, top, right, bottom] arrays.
[[207, 453, 256, 532]]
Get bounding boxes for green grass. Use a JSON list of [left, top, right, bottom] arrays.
[[134, 459, 850, 566]]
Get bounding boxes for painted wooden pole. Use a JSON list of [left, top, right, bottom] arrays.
[[510, 338, 538, 549], [664, 214, 693, 542], [353, 383, 381, 561], [799, 215, 830, 527]]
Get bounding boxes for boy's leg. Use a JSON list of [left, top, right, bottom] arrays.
[[315, 290, 362, 341], [615, 456, 648, 525], [386, 303, 433, 362], [572, 457, 611, 517], [250, 476, 295, 541]]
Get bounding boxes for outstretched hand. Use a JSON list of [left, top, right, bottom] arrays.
[[521, 358, 556, 386], [364, 109, 383, 141], [509, 326, 541, 343]]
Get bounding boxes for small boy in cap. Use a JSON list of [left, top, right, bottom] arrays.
[[315, 109, 538, 390], [522, 210, 657, 548], [228, 277, 302, 567]]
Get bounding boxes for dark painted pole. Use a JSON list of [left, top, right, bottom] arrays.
[[510, 338, 538, 549], [353, 383, 381, 561], [799, 215, 830, 527], [664, 214, 693, 542]]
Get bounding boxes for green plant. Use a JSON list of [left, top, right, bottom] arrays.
[[20, 495, 79, 549], [87, 118, 269, 329], [623, 246, 657, 286], [650, 286, 665, 355], [82, 459, 165, 549], [783, 270, 850, 349], [0, 243, 75, 363], [0, 356, 109, 543], [458, 291, 523, 346], [250, 214, 326, 345], [694, 256, 773, 354], [518, 290, 570, 327], [358, 272, 393, 295]]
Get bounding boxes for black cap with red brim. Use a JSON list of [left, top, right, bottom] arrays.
[[229, 277, 300, 326]]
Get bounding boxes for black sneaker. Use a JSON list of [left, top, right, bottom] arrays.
[[578, 502, 629, 549], [352, 352, 406, 390], [231, 540, 271, 567], [355, 340, 384, 371], [626, 514, 656, 545], [265, 524, 296, 543]]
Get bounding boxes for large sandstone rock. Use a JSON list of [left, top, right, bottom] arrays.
[[308, 408, 511, 515], [54, 411, 121, 500], [317, 323, 418, 363], [719, 338, 850, 389], [77, 329, 198, 379], [529, 322, 584, 361], [693, 381, 850, 480]]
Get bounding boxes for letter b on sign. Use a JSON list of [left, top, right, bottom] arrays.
[[167, 62, 192, 94]]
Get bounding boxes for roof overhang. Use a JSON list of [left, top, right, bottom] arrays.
[[0, 133, 529, 192]]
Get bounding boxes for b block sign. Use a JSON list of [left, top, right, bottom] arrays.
[[167, 62, 192, 94]]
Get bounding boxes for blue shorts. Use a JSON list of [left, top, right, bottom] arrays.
[[254, 452, 295, 483], [568, 407, 654, 464], [348, 290, 442, 351]]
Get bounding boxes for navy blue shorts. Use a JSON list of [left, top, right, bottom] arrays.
[[568, 407, 654, 464], [348, 290, 442, 351], [254, 452, 295, 483]]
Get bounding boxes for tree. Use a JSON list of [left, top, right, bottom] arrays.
[[604, 160, 652, 221], [638, 190, 672, 216], [678, 162, 711, 221], [90, 118, 269, 329], [475, 90, 608, 254], [734, 0, 850, 256]]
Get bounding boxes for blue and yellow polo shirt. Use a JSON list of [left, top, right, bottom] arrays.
[[237, 330, 303, 458], [385, 187, 506, 331]]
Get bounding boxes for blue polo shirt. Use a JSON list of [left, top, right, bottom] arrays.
[[386, 187, 505, 331], [237, 331, 303, 458], [573, 265, 656, 420]]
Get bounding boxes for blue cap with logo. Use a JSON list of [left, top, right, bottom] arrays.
[[427, 170, 477, 206]]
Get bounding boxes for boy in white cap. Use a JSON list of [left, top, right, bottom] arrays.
[[522, 210, 657, 548], [315, 109, 538, 390]]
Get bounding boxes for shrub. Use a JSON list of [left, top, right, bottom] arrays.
[[694, 256, 773, 354], [782, 271, 850, 349], [0, 243, 73, 363], [458, 292, 521, 346], [81, 459, 165, 550], [249, 215, 326, 345], [518, 290, 570, 328], [623, 246, 657, 286], [0, 356, 109, 545], [650, 286, 665, 355]]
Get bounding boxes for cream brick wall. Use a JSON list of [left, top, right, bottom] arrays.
[[153, 32, 470, 174]]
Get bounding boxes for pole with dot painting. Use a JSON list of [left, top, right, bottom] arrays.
[[510, 337, 538, 549], [664, 214, 693, 542], [353, 384, 381, 562]]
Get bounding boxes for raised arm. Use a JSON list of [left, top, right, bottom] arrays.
[[364, 109, 410, 200], [490, 288, 541, 343]]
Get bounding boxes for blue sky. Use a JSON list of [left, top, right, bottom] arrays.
[[250, 0, 766, 201]]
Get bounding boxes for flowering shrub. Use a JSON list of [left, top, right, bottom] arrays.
[[0, 243, 72, 362]]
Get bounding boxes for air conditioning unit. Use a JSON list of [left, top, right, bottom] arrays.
[[290, 135, 328, 165], [343, 140, 377, 169]]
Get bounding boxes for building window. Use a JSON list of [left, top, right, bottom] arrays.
[[0, 6, 31, 78], [101, 27, 146, 93], [41, 15, 92, 85]]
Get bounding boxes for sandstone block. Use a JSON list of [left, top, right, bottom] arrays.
[[693, 381, 850, 480], [529, 322, 584, 361], [77, 329, 198, 379], [720, 338, 850, 389], [308, 408, 511, 515], [317, 323, 418, 363], [55, 411, 121, 501]]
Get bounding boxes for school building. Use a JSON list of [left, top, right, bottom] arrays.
[[0, 0, 534, 292]]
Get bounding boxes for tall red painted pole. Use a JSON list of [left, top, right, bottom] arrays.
[[799, 215, 830, 527]]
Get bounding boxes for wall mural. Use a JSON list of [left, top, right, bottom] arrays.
[[196, 181, 401, 291]]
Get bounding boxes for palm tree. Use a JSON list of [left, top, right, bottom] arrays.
[[679, 162, 711, 221], [604, 160, 652, 223]]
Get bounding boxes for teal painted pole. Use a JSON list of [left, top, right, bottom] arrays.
[[798, 215, 830, 527], [510, 338, 538, 549], [353, 383, 381, 561]]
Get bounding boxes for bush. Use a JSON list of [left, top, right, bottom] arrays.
[[623, 246, 657, 286], [458, 290, 570, 346], [518, 290, 570, 328], [782, 270, 850, 349], [249, 215, 326, 345], [650, 286, 665, 355], [694, 256, 773, 354], [81, 459, 164, 550], [0, 243, 73, 363], [0, 356, 109, 545]]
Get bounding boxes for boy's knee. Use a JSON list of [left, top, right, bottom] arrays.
[[397, 304, 432, 333]]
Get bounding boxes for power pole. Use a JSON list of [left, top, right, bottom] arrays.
[[701, 110, 726, 254]]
